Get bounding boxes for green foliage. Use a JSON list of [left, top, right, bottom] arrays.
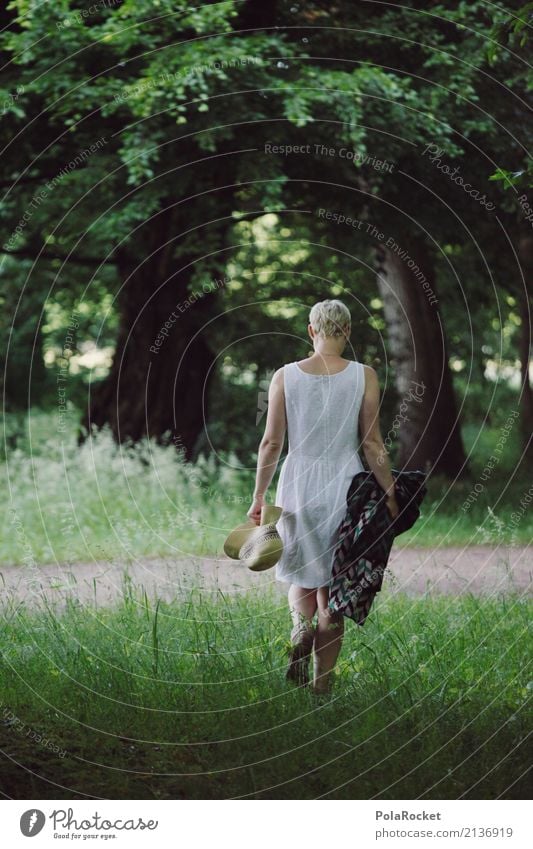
[[488, 1, 533, 63], [485, 1, 533, 189], [0, 0, 529, 462], [489, 166, 532, 190]]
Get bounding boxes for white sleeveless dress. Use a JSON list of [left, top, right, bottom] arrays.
[[275, 360, 366, 588]]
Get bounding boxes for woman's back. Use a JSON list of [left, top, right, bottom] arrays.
[[283, 359, 366, 463], [274, 359, 367, 587], [247, 297, 399, 694]]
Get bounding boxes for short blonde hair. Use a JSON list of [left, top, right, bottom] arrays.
[[309, 299, 351, 338]]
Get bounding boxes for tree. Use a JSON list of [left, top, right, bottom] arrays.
[[1, 0, 296, 455], [273, 0, 530, 472], [2, 0, 529, 475]]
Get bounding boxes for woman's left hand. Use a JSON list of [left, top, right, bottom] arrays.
[[247, 494, 265, 525]]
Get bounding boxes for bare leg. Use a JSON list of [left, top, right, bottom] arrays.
[[313, 586, 344, 694], [286, 585, 317, 686]]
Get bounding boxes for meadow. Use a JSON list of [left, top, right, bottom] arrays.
[[2, 409, 532, 572], [0, 589, 530, 799], [1, 409, 531, 799]]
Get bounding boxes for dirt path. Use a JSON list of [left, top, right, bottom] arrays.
[[0, 545, 530, 610]]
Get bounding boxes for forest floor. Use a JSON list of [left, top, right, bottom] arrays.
[[1, 544, 530, 609]]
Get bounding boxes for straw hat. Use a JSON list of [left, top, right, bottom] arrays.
[[223, 504, 284, 571]]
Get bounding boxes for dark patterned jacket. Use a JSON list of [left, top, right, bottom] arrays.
[[328, 470, 428, 625]]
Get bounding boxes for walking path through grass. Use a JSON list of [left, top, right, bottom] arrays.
[[1, 545, 530, 609]]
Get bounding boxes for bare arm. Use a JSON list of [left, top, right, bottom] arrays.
[[247, 367, 287, 523], [359, 366, 399, 514]]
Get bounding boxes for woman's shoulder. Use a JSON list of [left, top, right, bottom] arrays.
[[278, 361, 298, 374], [360, 364, 378, 394], [270, 364, 290, 387]]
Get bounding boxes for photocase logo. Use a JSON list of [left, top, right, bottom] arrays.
[[20, 809, 46, 837]]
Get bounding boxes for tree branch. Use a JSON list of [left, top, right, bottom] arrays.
[[1, 248, 116, 267]]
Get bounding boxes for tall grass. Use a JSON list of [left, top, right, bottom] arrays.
[[0, 590, 530, 799], [2, 410, 251, 566], [1, 409, 531, 568]]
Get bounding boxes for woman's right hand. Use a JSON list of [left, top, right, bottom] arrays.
[[247, 494, 265, 526]]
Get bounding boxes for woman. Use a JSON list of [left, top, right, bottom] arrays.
[[247, 299, 399, 695]]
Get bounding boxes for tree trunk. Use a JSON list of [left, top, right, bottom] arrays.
[[81, 248, 219, 459], [375, 238, 468, 477], [516, 233, 533, 464]]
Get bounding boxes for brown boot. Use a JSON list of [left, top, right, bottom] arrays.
[[286, 623, 315, 687]]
